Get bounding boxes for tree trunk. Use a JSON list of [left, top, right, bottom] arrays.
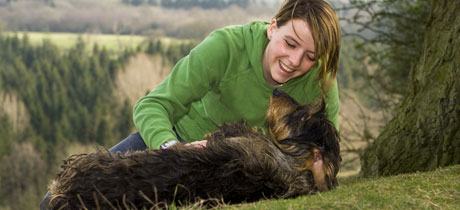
[[361, 0, 460, 177]]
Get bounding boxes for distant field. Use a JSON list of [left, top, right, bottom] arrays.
[[5, 32, 149, 52], [5, 32, 196, 55]]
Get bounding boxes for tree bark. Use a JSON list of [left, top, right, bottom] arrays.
[[361, 0, 460, 177]]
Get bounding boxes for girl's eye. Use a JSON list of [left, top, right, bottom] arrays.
[[307, 55, 316, 61], [285, 40, 295, 48]]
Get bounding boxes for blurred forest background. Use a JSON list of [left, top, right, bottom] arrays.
[[0, 0, 434, 209]]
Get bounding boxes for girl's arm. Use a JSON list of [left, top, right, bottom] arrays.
[[133, 30, 233, 149]]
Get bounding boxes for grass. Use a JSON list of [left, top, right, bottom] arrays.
[[6, 32, 147, 52], [218, 165, 460, 210], [5, 32, 195, 53]]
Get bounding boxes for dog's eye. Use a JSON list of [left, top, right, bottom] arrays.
[[301, 115, 310, 121]]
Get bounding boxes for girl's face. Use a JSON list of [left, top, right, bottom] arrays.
[[262, 19, 317, 86]]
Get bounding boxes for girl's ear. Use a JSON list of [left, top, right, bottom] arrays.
[[267, 19, 278, 40]]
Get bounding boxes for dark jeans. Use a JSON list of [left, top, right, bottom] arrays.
[[108, 132, 148, 153], [39, 132, 147, 210]]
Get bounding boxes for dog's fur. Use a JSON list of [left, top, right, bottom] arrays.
[[47, 89, 341, 209]]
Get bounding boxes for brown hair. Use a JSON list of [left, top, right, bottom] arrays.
[[274, 0, 341, 93]]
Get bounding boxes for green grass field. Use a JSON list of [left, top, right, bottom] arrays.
[[219, 165, 460, 210], [5, 32, 196, 57], [5, 31, 195, 53], [6, 32, 147, 52]]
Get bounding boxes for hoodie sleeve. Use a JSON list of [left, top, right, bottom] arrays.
[[133, 30, 232, 149]]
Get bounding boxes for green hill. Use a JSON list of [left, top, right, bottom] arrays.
[[221, 165, 460, 210]]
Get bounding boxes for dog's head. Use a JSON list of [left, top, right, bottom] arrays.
[[265, 89, 341, 191]]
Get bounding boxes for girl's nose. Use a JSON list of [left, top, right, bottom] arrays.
[[288, 50, 303, 67]]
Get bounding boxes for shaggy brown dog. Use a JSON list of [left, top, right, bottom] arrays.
[[47, 89, 341, 209]]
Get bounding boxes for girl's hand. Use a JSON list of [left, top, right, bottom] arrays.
[[185, 140, 208, 149]]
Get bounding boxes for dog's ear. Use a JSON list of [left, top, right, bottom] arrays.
[[307, 97, 326, 117], [323, 126, 342, 174]]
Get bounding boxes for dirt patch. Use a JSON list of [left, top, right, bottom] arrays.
[[0, 92, 29, 134], [114, 53, 173, 105]]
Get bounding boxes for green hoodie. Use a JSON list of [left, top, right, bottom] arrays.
[[133, 21, 340, 149]]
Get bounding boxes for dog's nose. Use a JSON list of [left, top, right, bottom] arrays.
[[272, 88, 282, 97]]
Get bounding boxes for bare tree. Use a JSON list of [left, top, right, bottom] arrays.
[[338, 0, 430, 119]]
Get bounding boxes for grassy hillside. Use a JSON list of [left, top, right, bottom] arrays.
[[222, 165, 460, 209]]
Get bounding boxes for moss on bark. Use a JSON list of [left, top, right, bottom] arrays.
[[361, 0, 460, 177]]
